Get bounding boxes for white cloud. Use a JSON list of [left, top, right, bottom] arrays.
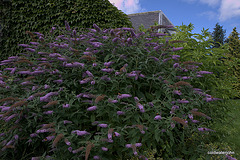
[[199, 11, 218, 20], [109, 0, 142, 14], [182, 0, 220, 7], [200, 0, 220, 7], [219, 0, 240, 21], [182, 0, 240, 21]]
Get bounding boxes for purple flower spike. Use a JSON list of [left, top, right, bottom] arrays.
[[49, 53, 61, 58], [86, 70, 93, 77], [117, 111, 125, 115], [108, 99, 118, 103], [1, 107, 10, 112], [125, 144, 132, 148], [87, 106, 97, 111], [112, 37, 120, 42], [114, 132, 120, 137], [117, 94, 132, 99], [44, 84, 50, 89], [93, 156, 100, 160], [181, 76, 192, 80], [135, 143, 142, 147], [5, 114, 17, 122], [127, 37, 133, 45], [126, 73, 137, 77], [171, 122, 175, 128], [203, 97, 222, 102], [43, 135, 55, 141], [101, 68, 114, 73], [36, 129, 48, 133], [101, 75, 111, 81], [64, 139, 71, 146], [137, 103, 145, 113], [72, 130, 90, 136], [173, 90, 182, 95], [68, 147, 72, 152], [102, 36, 109, 40], [43, 111, 53, 115], [63, 104, 70, 108], [134, 97, 140, 103], [10, 67, 17, 74], [148, 102, 154, 107], [24, 48, 36, 52], [154, 115, 162, 120], [149, 56, 159, 62], [177, 99, 189, 103], [198, 127, 215, 132], [192, 120, 200, 123], [18, 44, 31, 47], [30, 133, 38, 138], [53, 79, 63, 84], [93, 63, 98, 67], [65, 20, 71, 31], [226, 155, 237, 160], [93, 24, 101, 32], [17, 71, 31, 75], [172, 47, 184, 52], [0, 133, 5, 137], [91, 42, 103, 48], [162, 58, 171, 63], [196, 71, 213, 74], [104, 61, 114, 67], [57, 57, 67, 61], [173, 63, 180, 68], [101, 147, 108, 151], [63, 120, 72, 124], [98, 124, 108, 128], [14, 134, 19, 140]]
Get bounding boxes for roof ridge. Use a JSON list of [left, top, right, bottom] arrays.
[[128, 10, 162, 16]]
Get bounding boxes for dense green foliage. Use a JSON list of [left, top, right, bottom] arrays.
[[226, 27, 240, 97], [171, 23, 237, 99], [0, 0, 133, 61], [211, 23, 226, 48], [0, 22, 225, 159]]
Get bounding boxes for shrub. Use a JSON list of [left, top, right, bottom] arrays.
[[0, 22, 222, 159]]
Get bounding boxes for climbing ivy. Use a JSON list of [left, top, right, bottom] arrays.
[[0, 0, 133, 61]]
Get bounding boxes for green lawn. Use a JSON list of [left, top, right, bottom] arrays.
[[209, 99, 240, 159], [223, 100, 240, 155]]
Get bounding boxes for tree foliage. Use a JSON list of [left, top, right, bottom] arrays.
[[0, 0, 133, 61], [211, 23, 226, 48], [226, 27, 240, 97]]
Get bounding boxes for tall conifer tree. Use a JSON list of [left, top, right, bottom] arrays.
[[227, 27, 240, 97], [211, 23, 226, 48]]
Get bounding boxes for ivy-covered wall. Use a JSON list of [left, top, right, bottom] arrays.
[[0, 0, 133, 61]]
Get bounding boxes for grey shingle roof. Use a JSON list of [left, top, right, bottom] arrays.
[[128, 10, 175, 34]]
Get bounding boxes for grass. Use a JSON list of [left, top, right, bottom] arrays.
[[207, 99, 240, 159]]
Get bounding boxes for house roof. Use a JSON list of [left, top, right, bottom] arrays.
[[128, 10, 175, 33]]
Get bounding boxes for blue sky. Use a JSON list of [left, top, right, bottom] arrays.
[[109, 0, 240, 38]]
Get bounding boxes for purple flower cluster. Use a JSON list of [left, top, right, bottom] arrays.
[[71, 130, 90, 136], [87, 106, 97, 111], [117, 94, 132, 99], [198, 127, 215, 132], [154, 115, 162, 120], [136, 103, 145, 113], [40, 92, 58, 102]]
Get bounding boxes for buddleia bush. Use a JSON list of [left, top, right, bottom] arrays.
[[0, 22, 225, 160]]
